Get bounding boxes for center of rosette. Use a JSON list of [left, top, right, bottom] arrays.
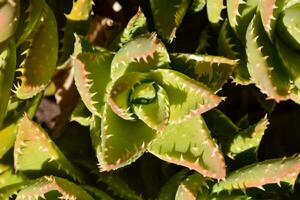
[[130, 82, 157, 104]]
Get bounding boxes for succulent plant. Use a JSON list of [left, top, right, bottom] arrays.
[[0, 0, 300, 199]]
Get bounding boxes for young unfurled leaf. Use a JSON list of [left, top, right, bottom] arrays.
[[212, 155, 300, 193], [16, 176, 93, 200], [150, 0, 191, 42], [14, 115, 86, 183], [149, 115, 226, 179], [14, 4, 58, 99]]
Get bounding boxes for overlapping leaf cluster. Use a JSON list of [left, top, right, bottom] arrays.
[[0, 0, 300, 199]]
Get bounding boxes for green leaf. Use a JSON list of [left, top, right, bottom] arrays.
[[259, 0, 285, 41], [15, 0, 44, 46], [99, 104, 155, 171], [175, 173, 210, 200], [0, 93, 42, 159], [0, 0, 20, 43], [0, 40, 16, 128], [157, 169, 189, 200], [16, 176, 94, 200], [149, 115, 226, 179], [218, 20, 250, 84], [148, 69, 222, 124], [207, 0, 224, 24], [226, 0, 258, 42], [70, 100, 92, 126], [277, 3, 300, 51], [246, 14, 289, 101], [97, 172, 143, 200], [110, 33, 170, 81], [170, 53, 237, 91], [82, 185, 114, 200], [212, 155, 300, 193], [110, 8, 148, 50], [14, 4, 58, 99], [189, 0, 206, 13], [14, 115, 86, 183], [73, 39, 114, 117], [150, 0, 191, 42], [229, 115, 269, 157], [203, 109, 239, 155], [65, 0, 94, 21]]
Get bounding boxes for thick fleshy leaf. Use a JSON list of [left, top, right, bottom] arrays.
[[100, 104, 155, 171], [110, 33, 170, 81], [229, 115, 269, 157], [276, 37, 300, 93], [148, 69, 222, 124], [150, 0, 191, 42], [203, 109, 239, 155], [277, 3, 300, 51], [149, 115, 226, 179], [0, 181, 33, 199], [0, 40, 16, 127], [0, 0, 19, 43], [212, 155, 300, 193], [246, 14, 289, 101], [65, 0, 93, 21], [82, 185, 114, 200], [15, 0, 44, 46], [0, 93, 42, 159], [16, 176, 93, 200], [73, 39, 114, 117], [218, 20, 250, 84], [175, 173, 210, 200], [226, 0, 258, 42], [259, 0, 285, 41], [0, 161, 26, 188], [207, 0, 224, 24], [14, 115, 86, 183], [14, 4, 58, 99], [97, 173, 143, 200], [70, 101, 92, 126], [157, 169, 189, 200], [170, 53, 237, 91], [189, 0, 206, 13]]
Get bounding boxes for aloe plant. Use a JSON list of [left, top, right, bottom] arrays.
[[0, 0, 300, 199]]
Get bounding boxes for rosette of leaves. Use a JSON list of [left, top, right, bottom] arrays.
[[220, 0, 300, 103], [73, 30, 234, 179]]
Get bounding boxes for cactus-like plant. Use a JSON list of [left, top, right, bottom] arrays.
[[0, 0, 300, 199]]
